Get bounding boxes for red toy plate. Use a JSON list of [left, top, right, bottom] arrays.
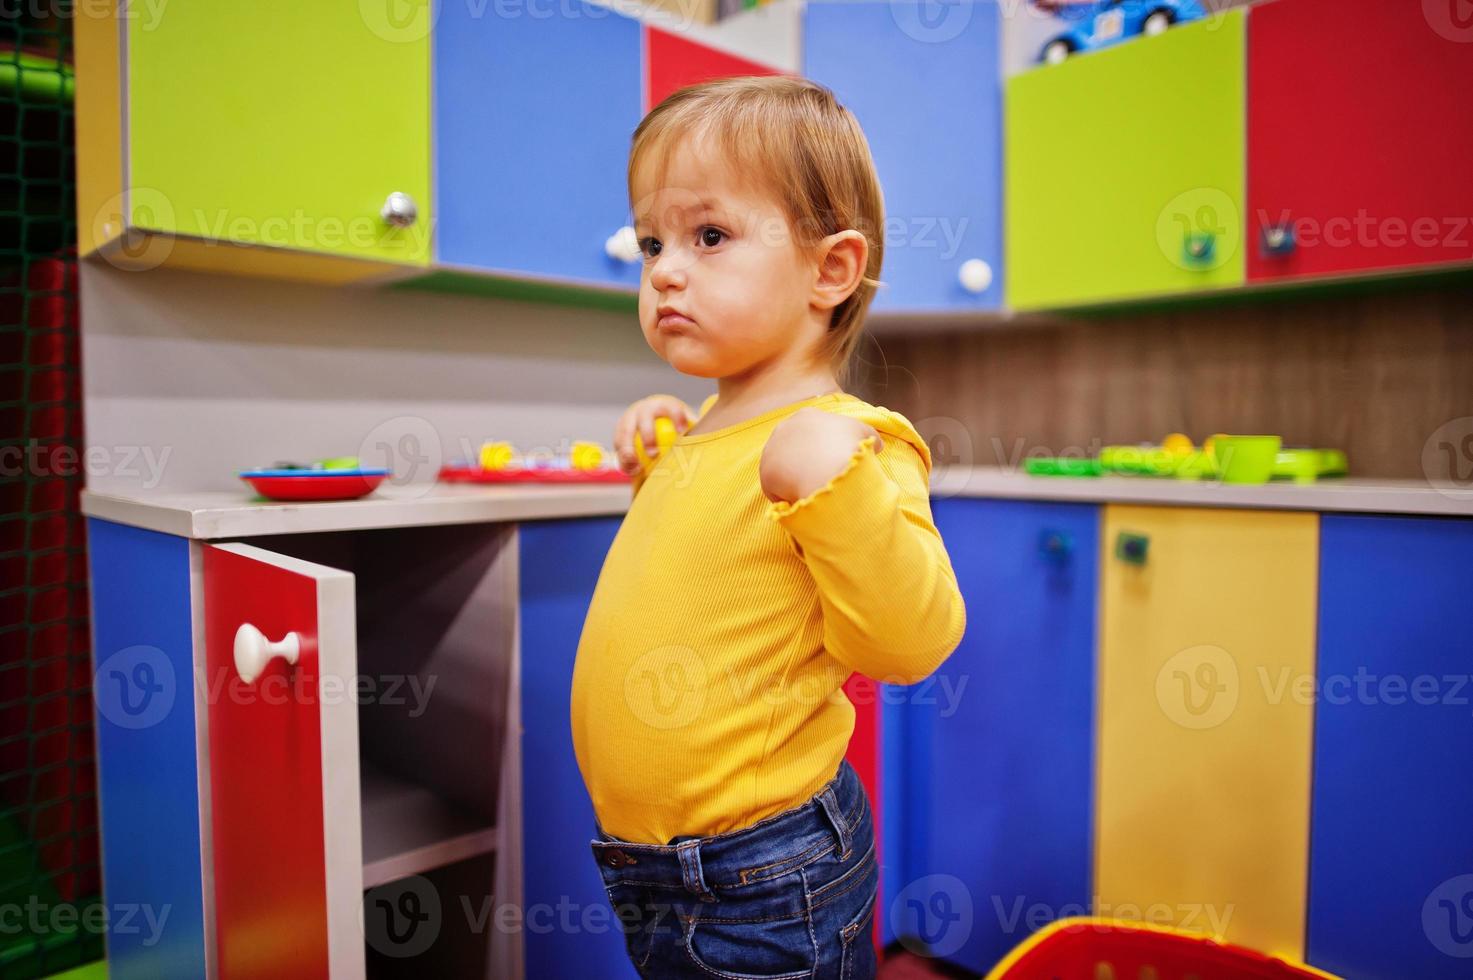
[[438, 466, 631, 485], [242, 473, 387, 501]]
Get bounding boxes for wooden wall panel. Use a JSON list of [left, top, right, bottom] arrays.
[[857, 284, 1473, 480]]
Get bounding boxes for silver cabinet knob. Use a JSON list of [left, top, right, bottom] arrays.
[[381, 192, 418, 228]]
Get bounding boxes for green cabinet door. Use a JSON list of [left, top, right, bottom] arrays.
[[1005, 12, 1245, 310], [127, 4, 430, 266]]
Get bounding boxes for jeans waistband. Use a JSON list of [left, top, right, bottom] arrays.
[[590, 759, 866, 903]]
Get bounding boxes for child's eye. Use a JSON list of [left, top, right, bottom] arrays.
[[699, 226, 726, 248], [638, 236, 661, 259]]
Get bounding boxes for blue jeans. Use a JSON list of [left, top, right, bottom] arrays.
[[590, 759, 879, 979]]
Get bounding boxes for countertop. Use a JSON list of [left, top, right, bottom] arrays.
[[80, 468, 1472, 539]]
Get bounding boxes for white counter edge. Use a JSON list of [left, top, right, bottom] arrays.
[[81, 469, 1473, 540]]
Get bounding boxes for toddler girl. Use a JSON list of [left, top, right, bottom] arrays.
[[569, 74, 967, 979]]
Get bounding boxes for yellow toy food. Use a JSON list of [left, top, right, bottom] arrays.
[[478, 441, 516, 471], [632, 416, 678, 465], [570, 441, 605, 471]]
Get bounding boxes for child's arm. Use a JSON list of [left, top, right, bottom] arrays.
[[762, 415, 966, 686]]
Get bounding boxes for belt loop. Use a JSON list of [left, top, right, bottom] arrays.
[[816, 785, 853, 860], [676, 840, 717, 903]]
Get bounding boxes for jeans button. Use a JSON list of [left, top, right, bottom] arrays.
[[605, 848, 628, 868]]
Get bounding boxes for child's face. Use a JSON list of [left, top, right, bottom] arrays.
[[631, 135, 823, 380]]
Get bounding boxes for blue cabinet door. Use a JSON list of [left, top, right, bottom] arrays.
[[1308, 515, 1473, 979], [435, 2, 643, 289], [804, 1, 1003, 312], [884, 499, 1097, 972], [518, 517, 632, 978], [86, 520, 207, 979]]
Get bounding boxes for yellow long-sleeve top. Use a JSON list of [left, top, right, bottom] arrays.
[[569, 391, 966, 844]]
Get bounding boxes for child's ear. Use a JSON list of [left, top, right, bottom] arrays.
[[810, 230, 868, 312]]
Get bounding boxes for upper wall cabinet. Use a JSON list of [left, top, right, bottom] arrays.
[[1006, 11, 1246, 310], [77, 2, 431, 284], [435, 1, 644, 291], [804, 0, 1004, 313], [1247, 0, 1473, 284]]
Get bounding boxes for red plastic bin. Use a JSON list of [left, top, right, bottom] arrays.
[[985, 918, 1339, 980]]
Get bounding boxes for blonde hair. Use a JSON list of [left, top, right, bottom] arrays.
[[628, 75, 884, 389]]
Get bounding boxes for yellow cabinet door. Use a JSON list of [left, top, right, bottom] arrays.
[[1096, 505, 1317, 960]]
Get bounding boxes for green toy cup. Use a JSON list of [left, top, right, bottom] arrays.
[[1210, 435, 1282, 484]]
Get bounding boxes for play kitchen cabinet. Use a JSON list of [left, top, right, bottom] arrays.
[[433, 1, 644, 292], [1005, 10, 1246, 310], [76, 3, 431, 283], [882, 499, 1097, 969], [804, 0, 1004, 312], [88, 516, 522, 978], [1246, 0, 1473, 284], [433, 4, 783, 294], [1307, 515, 1473, 980], [1095, 505, 1318, 962]]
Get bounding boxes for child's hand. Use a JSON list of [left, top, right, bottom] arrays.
[[614, 395, 696, 475], [760, 408, 881, 504]]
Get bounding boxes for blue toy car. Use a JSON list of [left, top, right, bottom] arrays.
[[1033, 0, 1208, 64]]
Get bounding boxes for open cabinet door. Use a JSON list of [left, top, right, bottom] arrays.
[[203, 543, 363, 978]]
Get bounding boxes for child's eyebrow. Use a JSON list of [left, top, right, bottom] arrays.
[[634, 197, 731, 230]]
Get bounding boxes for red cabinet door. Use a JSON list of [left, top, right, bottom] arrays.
[[645, 26, 783, 110], [1247, 0, 1473, 283], [204, 544, 361, 978]]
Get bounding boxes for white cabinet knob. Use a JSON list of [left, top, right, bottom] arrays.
[[233, 623, 301, 684], [381, 191, 418, 228], [958, 258, 993, 294], [605, 225, 642, 263]]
